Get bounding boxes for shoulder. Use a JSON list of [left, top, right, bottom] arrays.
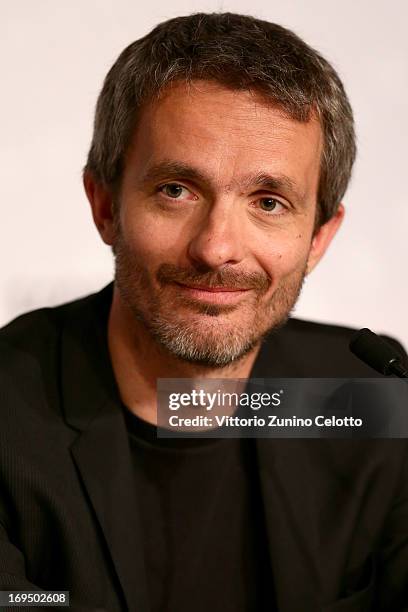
[[256, 317, 407, 377], [0, 284, 112, 358], [0, 285, 113, 418], [283, 317, 367, 357], [286, 317, 406, 357]]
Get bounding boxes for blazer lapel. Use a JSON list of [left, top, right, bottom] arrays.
[[250, 332, 321, 611], [255, 438, 321, 611], [69, 406, 149, 612], [60, 286, 149, 612]]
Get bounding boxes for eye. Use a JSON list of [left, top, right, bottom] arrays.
[[256, 197, 287, 215], [158, 183, 196, 200]]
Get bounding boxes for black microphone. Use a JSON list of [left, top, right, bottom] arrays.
[[350, 328, 408, 378]]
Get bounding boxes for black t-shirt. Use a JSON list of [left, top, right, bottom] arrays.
[[123, 406, 275, 612]]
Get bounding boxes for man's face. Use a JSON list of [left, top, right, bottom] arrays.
[[110, 80, 330, 367]]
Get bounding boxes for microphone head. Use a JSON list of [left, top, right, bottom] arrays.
[[349, 328, 399, 375]]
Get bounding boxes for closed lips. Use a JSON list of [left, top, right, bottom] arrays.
[[177, 283, 248, 292]]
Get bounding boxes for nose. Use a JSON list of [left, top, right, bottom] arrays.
[[186, 199, 246, 269]]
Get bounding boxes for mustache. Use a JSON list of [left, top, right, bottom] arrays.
[[156, 263, 271, 292]]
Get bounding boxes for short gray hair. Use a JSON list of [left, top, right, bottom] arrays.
[[84, 12, 356, 226]]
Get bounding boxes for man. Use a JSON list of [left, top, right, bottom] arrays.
[[0, 11, 407, 612]]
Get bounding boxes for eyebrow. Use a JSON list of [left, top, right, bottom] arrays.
[[139, 160, 304, 204]]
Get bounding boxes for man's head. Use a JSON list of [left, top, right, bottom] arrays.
[[84, 13, 355, 368]]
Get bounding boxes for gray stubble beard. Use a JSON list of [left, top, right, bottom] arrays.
[[113, 230, 307, 368]]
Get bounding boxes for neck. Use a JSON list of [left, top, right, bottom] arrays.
[[107, 286, 261, 425]]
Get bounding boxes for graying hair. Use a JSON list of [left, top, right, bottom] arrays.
[[84, 12, 356, 226]]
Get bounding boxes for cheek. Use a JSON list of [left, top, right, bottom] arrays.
[[256, 234, 312, 279], [120, 209, 178, 265]]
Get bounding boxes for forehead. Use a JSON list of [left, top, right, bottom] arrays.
[[126, 80, 323, 197]]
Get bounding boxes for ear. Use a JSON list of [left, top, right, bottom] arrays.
[[83, 170, 116, 246], [306, 204, 345, 274]]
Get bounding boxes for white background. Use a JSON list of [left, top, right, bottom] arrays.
[[1, 1, 407, 348]]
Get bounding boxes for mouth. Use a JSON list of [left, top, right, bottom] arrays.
[[175, 282, 251, 304]]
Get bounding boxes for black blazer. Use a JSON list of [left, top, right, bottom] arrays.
[[0, 284, 407, 612]]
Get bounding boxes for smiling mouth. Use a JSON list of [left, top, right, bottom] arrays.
[[175, 282, 250, 305], [176, 282, 248, 292]]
